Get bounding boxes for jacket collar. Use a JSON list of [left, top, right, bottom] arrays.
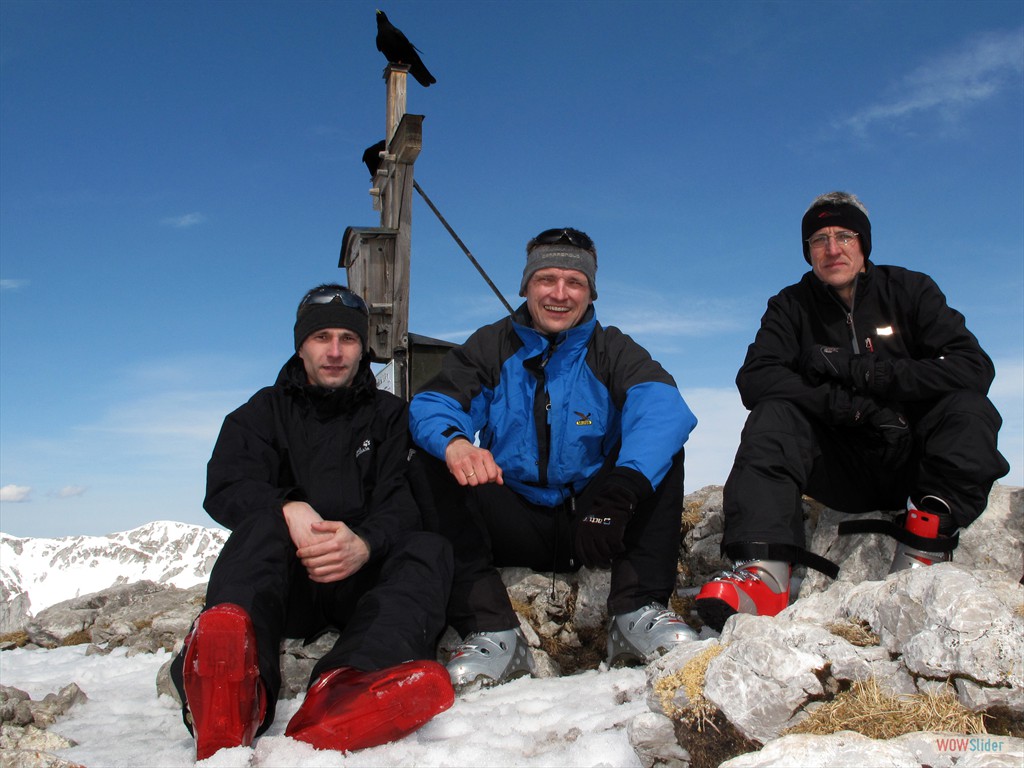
[[806, 259, 875, 306], [512, 302, 597, 351], [277, 354, 376, 413]]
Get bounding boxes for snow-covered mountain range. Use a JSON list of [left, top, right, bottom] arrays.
[[0, 521, 226, 632]]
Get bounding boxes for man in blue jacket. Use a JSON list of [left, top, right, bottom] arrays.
[[410, 227, 699, 688], [694, 191, 1009, 632]]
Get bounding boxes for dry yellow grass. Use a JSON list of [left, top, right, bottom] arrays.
[[826, 618, 880, 647], [653, 643, 725, 731], [0, 629, 30, 648], [681, 500, 704, 531], [59, 629, 93, 647], [785, 678, 987, 739]]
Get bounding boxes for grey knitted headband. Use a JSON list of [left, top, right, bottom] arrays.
[[519, 243, 598, 300]]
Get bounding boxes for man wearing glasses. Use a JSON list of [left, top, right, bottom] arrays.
[[409, 228, 699, 688], [695, 191, 1009, 632], [170, 284, 455, 760]]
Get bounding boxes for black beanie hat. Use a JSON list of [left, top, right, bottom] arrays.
[[801, 202, 872, 264], [293, 285, 369, 351]]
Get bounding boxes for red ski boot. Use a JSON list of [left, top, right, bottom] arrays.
[[182, 603, 266, 760], [695, 559, 792, 632], [285, 660, 454, 752], [888, 496, 955, 573]]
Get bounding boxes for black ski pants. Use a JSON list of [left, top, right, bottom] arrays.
[[721, 391, 1009, 565], [170, 512, 452, 732], [411, 448, 685, 637]]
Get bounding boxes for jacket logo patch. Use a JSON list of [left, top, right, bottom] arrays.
[[355, 439, 371, 458], [875, 326, 894, 336], [575, 411, 593, 426]]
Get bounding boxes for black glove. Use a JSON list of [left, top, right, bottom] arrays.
[[800, 345, 854, 386], [802, 344, 890, 396], [866, 404, 911, 463], [847, 355, 889, 396], [574, 469, 648, 569], [830, 389, 911, 462]]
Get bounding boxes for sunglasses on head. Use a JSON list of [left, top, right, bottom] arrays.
[[527, 228, 595, 255], [298, 286, 369, 315]]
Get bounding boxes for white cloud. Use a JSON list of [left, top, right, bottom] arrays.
[[0, 484, 32, 502], [838, 28, 1024, 136], [1, 279, 28, 291], [615, 308, 742, 338], [161, 212, 207, 229], [602, 284, 747, 339], [54, 485, 88, 498], [680, 386, 747, 491]]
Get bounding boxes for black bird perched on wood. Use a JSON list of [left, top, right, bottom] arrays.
[[362, 139, 386, 178], [375, 9, 436, 87]]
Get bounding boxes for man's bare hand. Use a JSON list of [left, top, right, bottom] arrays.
[[282, 502, 370, 583], [445, 438, 503, 486], [295, 520, 370, 583], [282, 501, 327, 550]]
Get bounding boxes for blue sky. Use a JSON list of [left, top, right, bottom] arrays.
[[1, 0, 1021, 539]]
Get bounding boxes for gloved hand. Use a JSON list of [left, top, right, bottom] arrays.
[[800, 345, 854, 386], [865, 403, 909, 438], [829, 389, 911, 462], [574, 469, 648, 569], [801, 344, 889, 395]]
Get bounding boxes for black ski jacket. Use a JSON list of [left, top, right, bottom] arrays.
[[736, 263, 995, 423], [204, 356, 419, 563]]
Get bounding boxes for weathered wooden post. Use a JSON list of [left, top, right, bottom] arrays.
[[340, 64, 421, 400]]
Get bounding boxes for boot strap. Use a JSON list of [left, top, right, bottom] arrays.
[[838, 518, 959, 553], [724, 541, 840, 580]]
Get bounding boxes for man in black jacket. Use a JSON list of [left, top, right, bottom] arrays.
[[695, 192, 1009, 632], [169, 284, 454, 760]]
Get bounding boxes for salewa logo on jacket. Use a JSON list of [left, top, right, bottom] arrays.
[[355, 439, 371, 458]]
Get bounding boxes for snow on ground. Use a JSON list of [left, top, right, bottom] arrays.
[[2, 645, 649, 767]]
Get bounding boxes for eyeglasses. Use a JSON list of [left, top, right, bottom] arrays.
[[298, 285, 369, 315], [527, 227, 596, 255], [807, 231, 859, 251]]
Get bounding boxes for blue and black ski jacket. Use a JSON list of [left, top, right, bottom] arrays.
[[409, 304, 697, 507]]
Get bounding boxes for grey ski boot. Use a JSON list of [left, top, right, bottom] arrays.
[[607, 603, 698, 666], [446, 628, 533, 689]]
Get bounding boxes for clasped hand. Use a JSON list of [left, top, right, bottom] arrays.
[[799, 344, 880, 393], [282, 501, 370, 583]]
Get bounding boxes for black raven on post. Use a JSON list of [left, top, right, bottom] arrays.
[[375, 9, 436, 87], [362, 139, 387, 178]]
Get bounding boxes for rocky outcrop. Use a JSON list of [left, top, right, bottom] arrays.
[[11, 581, 206, 656], [0, 684, 87, 768], [0, 583, 31, 636], [0, 522, 227, 635], [637, 483, 1024, 766]]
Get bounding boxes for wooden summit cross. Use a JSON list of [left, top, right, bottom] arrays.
[[340, 64, 423, 399]]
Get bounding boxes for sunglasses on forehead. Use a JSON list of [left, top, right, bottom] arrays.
[[298, 286, 369, 315], [527, 228, 595, 255]]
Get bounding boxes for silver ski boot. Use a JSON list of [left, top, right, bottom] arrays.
[[607, 603, 698, 666], [446, 628, 533, 689]]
